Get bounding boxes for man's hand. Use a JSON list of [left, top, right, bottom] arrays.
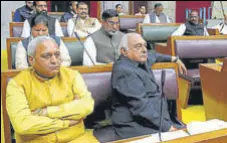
[[69, 119, 82, 127], [169, 126, 177, 132], [176, 59, 187, 75], [32, 108, 48, 116]]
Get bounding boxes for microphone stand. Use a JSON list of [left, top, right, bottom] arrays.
[[74, 31, 96, 66], [159, 70, 166, 142]]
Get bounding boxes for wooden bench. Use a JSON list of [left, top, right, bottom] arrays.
[[1, 63, 181, 143]]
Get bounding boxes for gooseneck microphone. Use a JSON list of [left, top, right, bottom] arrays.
[[74, 31, 96, 66], [159, 70, 166, 142]]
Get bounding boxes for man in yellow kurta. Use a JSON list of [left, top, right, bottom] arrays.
[[6, 36, 99, 143]]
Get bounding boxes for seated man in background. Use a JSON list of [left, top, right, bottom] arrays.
[[67, 2, 101, 38], [22, 1, 64, 38], [16, 14, 71, 69], [94, 33, 187, 142], [115, 4, 125, 16], [83, 9, 124, 66], [135, 5, 147, 16], [6, 36, 99, 143], [60, 1, 78, 23], [212, 14, 227, 35], [143, 3, 171, 23], [13, 1, 35, 22], [172, 10, 209, 36]]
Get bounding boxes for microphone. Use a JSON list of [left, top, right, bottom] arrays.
[[71, 15, 79, 37], [159, 70, 166, 142], [74, 31, 96, 66]]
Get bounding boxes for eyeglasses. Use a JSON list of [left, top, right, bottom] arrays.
[[106, 21, 120, 26], [37, 5, 47, 8]]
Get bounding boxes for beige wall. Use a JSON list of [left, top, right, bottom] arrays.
[[212, 1, 227, 19]]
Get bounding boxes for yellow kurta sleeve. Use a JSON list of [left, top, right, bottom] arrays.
[[47, 71, 94, 120], [6, 79, 70, 135]]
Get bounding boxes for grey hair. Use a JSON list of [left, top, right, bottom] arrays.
[[27, 36, 57, 57], [118, 33, 142, 53]]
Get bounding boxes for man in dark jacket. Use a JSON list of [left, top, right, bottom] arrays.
[[13, 1, 35, 22], [60, 1, 78, 22], [94, 33, 187, 142]]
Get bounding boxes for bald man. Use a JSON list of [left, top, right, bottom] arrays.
[[172, 10, 209, 36], [94, 33, 187, 142]]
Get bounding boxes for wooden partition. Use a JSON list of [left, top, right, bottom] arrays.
[[1, 63, 180, 143], [200, 61, 227, 121]]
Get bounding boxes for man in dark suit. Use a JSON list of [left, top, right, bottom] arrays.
[[94, 33, 187, 142]]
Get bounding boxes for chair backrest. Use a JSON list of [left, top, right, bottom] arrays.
[[7, 37, 84, 69], [119, 15, 145, 31], [62, 37, 85, 66], [9, 22, 68, 37], [137, 23, 181, 43], [156, 36, 227, 56], [174, 39, 227, 59], [48, 12, 64, 21], [9, 22, 24, 37], [207, 28, 220, 35], [11, 11, 64, 21], [6, 38, 22, 69], [1, 63, 179, 143]]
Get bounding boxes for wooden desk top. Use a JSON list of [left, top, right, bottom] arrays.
[[200, 64, 222, 72], [109, 128, 227, 143]]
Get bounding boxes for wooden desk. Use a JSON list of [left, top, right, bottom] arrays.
[[200, 63, 227, 121], [108, 128, 227, 143]]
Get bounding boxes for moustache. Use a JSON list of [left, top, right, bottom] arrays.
[[38, 11, 47, 16], [80, 12, 87, 15]]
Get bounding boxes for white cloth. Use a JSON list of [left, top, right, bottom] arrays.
[[171, 23, 209, 36], [212, 23, 227, 34], [21, 19, 64, 38], [67, 17, 101, 38], [15, 39, 71, 69], [143, 13, 171, 23], [83, 37, 106, 66]]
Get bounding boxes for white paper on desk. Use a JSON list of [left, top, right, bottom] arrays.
[[187, 119, 227, 135], [127, 130, 189, 143]]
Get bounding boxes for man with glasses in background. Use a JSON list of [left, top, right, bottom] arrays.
[[21, 1, 64, 38], [172, 10, 209, 36], [13, 1, 35, 22], [67, 2, 101, 38], [83, 9, 124, 66]]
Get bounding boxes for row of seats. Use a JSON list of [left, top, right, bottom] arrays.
[[7, 35, 227, 70], [1, 63, 180, 143]]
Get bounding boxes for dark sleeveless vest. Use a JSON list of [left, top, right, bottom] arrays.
[[184, 21, 205, 36], [149, 12, 168, 23], [17, 5, 34, 22], [27, 15, 56, 36], [90, 27, 124, 63], [22, 35, 61, 65]]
